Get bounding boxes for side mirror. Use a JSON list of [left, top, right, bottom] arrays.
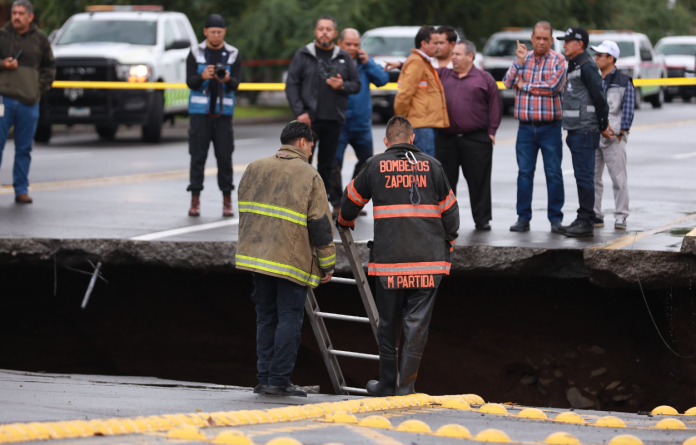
[[166, 39, 190, 51], [640, 50, 653, 62]]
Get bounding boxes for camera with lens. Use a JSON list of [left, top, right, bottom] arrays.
[[214, 63, 227, 79]]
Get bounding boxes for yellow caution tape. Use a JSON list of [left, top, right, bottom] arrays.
[[51, 77, 696, 92]]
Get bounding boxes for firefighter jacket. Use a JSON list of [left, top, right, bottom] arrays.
[[338, 143, 459, 289], [236, 145, 335, 288]]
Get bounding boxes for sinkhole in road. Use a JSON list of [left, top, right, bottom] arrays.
[[2, 264, 696, 413]]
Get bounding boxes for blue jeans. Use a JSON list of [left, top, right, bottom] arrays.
[[413, 127, 436, 157], [331, 127, 374, 202], [566, 129, 601, 225], [251, 273, 307, 387], [515, 120, 564, 223], [0, 96, 39, 196]]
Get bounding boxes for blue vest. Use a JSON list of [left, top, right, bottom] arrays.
[[188, 41, 238, 116]]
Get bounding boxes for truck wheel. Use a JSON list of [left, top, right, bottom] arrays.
[[34, 124, 52, 143], [649, 87, 664, 109], [682, 94, 693, 103], [96, 124, 119, 139], [664, 93, 673, 103], [142, 91, 164, 143]]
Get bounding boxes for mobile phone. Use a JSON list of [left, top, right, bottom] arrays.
[[14, 49, 22, 60], [326, 65, 338, 78]]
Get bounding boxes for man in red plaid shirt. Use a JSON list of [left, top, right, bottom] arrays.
[[503, 21, 566, 234]]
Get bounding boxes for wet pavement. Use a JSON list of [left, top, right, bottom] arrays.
[[1, 102, 695, 252]]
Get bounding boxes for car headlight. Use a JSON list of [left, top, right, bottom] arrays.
[[116, 64, 150, 83]]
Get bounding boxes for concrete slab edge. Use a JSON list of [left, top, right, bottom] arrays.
[[0, 393, 482, 444]]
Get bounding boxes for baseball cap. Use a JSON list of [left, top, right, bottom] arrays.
[[205, 14, 226, 29], [556, 26, 589, 50], [591, 40, 620, 60]]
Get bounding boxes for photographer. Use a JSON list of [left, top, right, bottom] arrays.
[[186, 14, 241, 217], [285, 15, 361, 212]]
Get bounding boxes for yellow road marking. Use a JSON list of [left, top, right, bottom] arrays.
[[244, 424, 330, 437], [688, 228, 696, 237], [592, 213, 696, 250], [347, 426, 404, 445]]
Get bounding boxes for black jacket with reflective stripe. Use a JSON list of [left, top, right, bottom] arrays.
[[338, 143, 459, 276]]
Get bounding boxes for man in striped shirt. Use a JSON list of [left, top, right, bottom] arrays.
[[503, 21, 567, 233]]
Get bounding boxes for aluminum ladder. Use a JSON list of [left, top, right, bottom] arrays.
[[305, 227, 380, 395]]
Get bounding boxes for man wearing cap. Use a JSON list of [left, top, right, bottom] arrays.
[[186, 14, 241, 217], [590, 40, 634, 230], [556, 27, 613, 237]]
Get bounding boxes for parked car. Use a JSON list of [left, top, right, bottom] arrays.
[[588, 31, 666, 109], [481, 28, 566, 111], [654, 36, 696, 102], [36, 5, 197, 143], [361, 26, 481, 122]]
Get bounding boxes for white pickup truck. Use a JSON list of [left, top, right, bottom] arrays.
[[37, 6, 197, 143]]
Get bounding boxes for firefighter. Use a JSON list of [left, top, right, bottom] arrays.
[[337, 115, 460, 396]]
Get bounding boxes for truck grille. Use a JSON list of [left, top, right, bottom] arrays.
[[667, 68, 686, 78], [55, 58, 115, 81], [486, 68, 509, 82]]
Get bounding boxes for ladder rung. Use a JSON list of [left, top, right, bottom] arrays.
[[315, 311, 370, 323], [330, 277, 357, 285], [330, 350, 380, 360], [342, 386, 369, 395]]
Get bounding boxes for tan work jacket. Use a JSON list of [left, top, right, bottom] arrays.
[[235, 145, 335, 287], [394, 49, 449, 129]]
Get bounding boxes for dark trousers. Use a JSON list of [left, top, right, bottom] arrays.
[[375, 284, 438, 361], [251, 273, 307, 387], [435, 131, 493, 225], [310, 119, 342, 207], [330, 127, 374, 205], [187, 114, 234, 195], [566, 129, 601, 225]]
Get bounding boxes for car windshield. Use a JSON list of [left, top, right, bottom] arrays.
[[655, 43, 696, 56], [57, 20, 157, 46], [483, 38, 533, 57], [361, 36, 413, 56], [589, 40, 635, 58]]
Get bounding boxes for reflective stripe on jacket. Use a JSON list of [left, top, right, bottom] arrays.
[[338, 143, 459, 277], [188, 41, 237, 116], [236, 145, 335, 287]]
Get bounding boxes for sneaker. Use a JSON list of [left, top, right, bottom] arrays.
[[615, 219, 627, 230], [551, 221, 563, 233], [594, 217, 604, 228], [509, 219, 530, 232], [265, 382, 307, 397], [561, 220, 594, 237], [253, 384, 268, 394]]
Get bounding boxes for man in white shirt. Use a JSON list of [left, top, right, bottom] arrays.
[[431, 26, 456, 69]]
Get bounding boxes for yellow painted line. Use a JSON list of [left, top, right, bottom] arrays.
[[0, 394, 471, 445], [592, 213, 696, 250], [686, 228, 696, 237], [347, 425, 404, 445]]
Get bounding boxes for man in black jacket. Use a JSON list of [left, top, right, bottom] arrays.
[[337, 115, 459, 397], [285, 15, 361, 210]]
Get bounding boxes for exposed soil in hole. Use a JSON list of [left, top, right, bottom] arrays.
[[2, 264, 696, 412]]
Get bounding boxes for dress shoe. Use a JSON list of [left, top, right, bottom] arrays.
[[265, 383, 307, 397], [253, 384, 268, 394], [475, 222, 491, 230], [561, 220, 594, 237], [551, 221, 563, 233], [509, 219, 530, 232], [14, 194, 33, 204], [366, 355, 397, 397], [188, 195, 200, 216], [223, 195, 234, 217], [593, 217, 605, 228]]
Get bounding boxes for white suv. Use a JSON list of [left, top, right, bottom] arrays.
[[654, 36, 696, 102], [588, 31, 666, 109], [37, 6, 198, 143]]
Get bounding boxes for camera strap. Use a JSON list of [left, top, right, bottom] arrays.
[[206, 82, 224, 118]]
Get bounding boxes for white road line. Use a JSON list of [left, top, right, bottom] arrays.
[[235, 138, 270, 145], [32, 152, 93, 161], [130, 218, 240, 241], [673, 151, 696, 160], [562, 169, 574, 176]]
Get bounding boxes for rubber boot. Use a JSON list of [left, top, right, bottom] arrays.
[[189, 195, 200, 217], [396, 352, 422, 395], [366, 355, 397, 397]]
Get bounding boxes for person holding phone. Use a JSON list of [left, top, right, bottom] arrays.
[[330, 28, 389, 217], [285, 16, 361, 212], [0, 0, 55, 204]]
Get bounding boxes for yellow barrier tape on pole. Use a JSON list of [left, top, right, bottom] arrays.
[[51, 78, 696, 91]]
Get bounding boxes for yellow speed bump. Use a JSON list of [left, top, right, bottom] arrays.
[[435, 424, 472, 438], [554, 412, 585, 424], [474, 429, 511, 443], [655, 418, 687, 429], [652, 405, 679, 415], [469, 394, 485, 404], [441, 400, 471, 410], [479, 403, 508, 415], [609, 434, 644, 445], [357, 416, 392, 429], [683, 437, 696, 445], [396, 419, 432, 433], [266, 438, 303, 445], [544, 432, 581, 445], [596, 416, 626, 427], [166, 425, 207, 441], [518, 408, 548, 419], [320, 411, 358, 424], [211, 431, 253, 445], [686, 408, 696, 416]]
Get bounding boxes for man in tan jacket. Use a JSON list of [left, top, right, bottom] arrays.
[[236, 121, 335, 397], [387, 25, 449, 157]]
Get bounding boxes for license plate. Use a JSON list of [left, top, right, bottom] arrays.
[[68, 107, 90, 117]]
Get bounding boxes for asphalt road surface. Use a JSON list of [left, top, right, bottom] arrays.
[[1, 102, 695, 251]]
